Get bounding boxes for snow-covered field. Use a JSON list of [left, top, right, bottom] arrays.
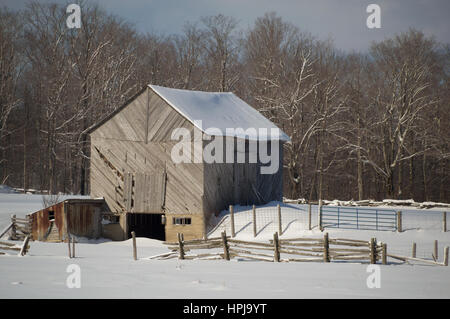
[[0, 193, 449, 298]]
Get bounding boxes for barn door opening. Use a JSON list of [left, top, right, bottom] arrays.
[[127, 213, 166, 241]]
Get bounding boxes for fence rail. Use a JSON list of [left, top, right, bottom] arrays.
[[6, 214, 33, 241], [0, 236, 31, 256], [155, 232, 384, 264], [149, 232, 449, 267]]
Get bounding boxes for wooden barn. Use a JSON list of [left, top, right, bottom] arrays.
[[88, 85, 290, 242]]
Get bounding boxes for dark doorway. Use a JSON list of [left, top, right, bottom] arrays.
[[127, 213, 165, 241]]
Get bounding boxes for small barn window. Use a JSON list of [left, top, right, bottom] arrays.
[[48, 210, 55, 221], [172, 217, 192, 225], [102, 214, 120, 224]]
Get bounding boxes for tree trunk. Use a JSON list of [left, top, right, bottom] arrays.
[[439, 158, 445, 202], [422, 152, 428, 201], [23, 126, 27, 191], [409, 156, 414, 199], [386, 170, 394, 199], [397, 161, 403, 199], [357, 137, 363, 200]]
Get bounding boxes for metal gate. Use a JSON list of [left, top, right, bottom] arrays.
[[321, 206, 397, 231]]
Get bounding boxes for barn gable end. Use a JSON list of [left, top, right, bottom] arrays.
[[90, 87, 205, 241]]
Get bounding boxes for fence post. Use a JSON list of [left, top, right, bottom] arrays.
[[338, 206, 340, 228], [356, 208, 359, 229], [277, 204, 282, 236], [308, 204, 312, 230], [72, 237, 75, 258], [19, 235, 31, 256], [382, 243, 387, 265], [131, 231, 137, 261], [229, 205, 235, 238], [177, 233, 184, 260], [273, 232, 280, 262], [25, 215, 31, 236], [11, 214, 16, 240], [323, 232, 330, 262], [221, 231, 230, 261], [252, 205, 257, 238], [444, 247, 449, 266], [396, 211, 402, 232], [443, 212, 447, 233], [67, 234, 72, 258], [370, 238, 377, 264], [433, 240, 438, 261], [412, 242, 416, 258], [375, 210, 378, 230]]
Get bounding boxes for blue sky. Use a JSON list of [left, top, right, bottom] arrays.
[[4, 0, 450, 52]]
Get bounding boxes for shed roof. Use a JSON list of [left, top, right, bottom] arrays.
[[149, 85, 290, 142]]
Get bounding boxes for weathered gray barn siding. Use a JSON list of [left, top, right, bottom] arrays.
[[90, 88, 206, 240], [202, 137, 283, 228], [90, 139, 204, 213]]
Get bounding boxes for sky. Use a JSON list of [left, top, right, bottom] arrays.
[[3, 0, 450, 52]]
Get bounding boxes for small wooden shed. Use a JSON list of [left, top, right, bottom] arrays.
[[88, 85, 290, 242], [29, 199, 108, 242]]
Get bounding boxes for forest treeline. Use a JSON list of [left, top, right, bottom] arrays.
[[0, 2, 448, 202]]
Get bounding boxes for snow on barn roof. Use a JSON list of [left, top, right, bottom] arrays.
[[149, 85, 290, 142]]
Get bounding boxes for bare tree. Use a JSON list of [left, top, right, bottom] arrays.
[[0, 8, 23, 183], [361, 30, 438, 198], [173, 22, 205, 89], [201, 14, 240, 91]]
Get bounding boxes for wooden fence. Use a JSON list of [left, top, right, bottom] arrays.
[[147, 232, 449, 266], [2, 215, 33, 241], [150, 232, 383, 264], [0, 236, 31, 256]]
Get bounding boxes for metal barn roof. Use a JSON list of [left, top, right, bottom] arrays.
[[149, 85, 290, 142]]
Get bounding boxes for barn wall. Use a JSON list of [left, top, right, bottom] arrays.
[[90, 89, 148, 142], [202, 137, 284, 230], [165, 213, 205, 242], [31, 202, 65, 241], [90, 139, 204, 214], [65, 203, 103, 238]]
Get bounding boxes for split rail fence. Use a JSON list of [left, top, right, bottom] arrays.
[[0, 215, 32, 256], [154, 232, 382, 263], [0, 236, 31, 256], [144, 232, 442, 266], [0, 214, 32, 241]]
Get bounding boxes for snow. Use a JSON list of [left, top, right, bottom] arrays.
[[1, 193, 449, 298], [149, 84, 290, 141]]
